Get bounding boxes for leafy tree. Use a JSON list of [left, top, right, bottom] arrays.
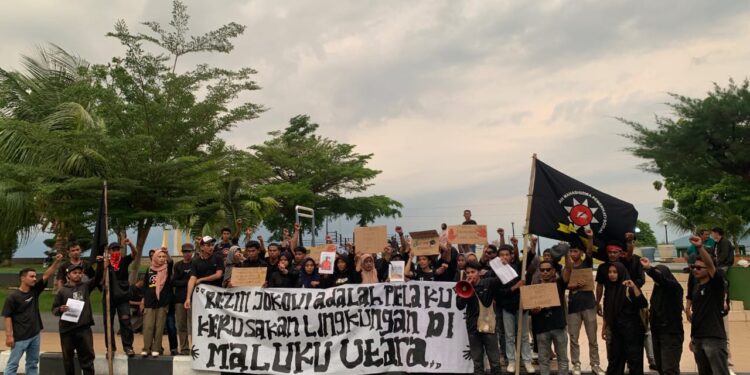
[[251, 115, 402, 237], [635, 220, 657, 247], [90, 1, 265, 281], [622, 79, 750, 251]]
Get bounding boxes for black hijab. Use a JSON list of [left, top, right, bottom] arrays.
[[603, 262, 630, 326]]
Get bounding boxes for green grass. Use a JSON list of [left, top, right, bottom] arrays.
[[0, 286, 104, 314], [0, 263, 151, 275]]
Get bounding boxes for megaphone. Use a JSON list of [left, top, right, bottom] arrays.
[[454, 280, 475, 298]]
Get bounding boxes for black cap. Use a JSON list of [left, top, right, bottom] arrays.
[[108, 242, 121, 250], [66, 264, 84, 273], [181, 243, 194, 252]]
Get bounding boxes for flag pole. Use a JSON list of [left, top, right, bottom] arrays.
[[515, 153, 537, 375], [103, 180, 114, 375]]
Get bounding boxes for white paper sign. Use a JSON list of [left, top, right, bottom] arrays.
[[318, 251, 336, 274], [389, 261, 405, 282], [61, 298, 85, 323], [191, 283, 471, 374], [489, 258, 518, 284]]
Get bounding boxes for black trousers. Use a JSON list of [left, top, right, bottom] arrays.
[[469, 332, 502, 375], [607, 325, 644, 375], [102, 299, 134, 351], [60, 326, 95, 375], [652, 331, 683, 375]]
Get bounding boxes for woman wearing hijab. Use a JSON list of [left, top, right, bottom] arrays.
[[357, 253, 379, 284], [222, 245, 244, 287], [641, 257, 683, 375], [141, 249, 172, 357], [268, 252, 299, 288], [299, 257, 321, 288], [602, 262, 648, 375]]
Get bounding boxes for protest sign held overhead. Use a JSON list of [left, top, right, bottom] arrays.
[[190, 283, 471, 374], [528, 158, 638, 259], [446, 225, 488, 245], [409, 230, 440, 256], [354, 226, 388, 254]]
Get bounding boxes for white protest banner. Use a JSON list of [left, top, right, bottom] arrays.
[[191, 282, 472, 374]]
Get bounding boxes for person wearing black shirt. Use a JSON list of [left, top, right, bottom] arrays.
[[602, 262, 648, 375], [52, 257, 105, 375], [434, 245, 458, 282], [460, 209, 478, 253], [55, 241, 95, 291], [3, 254, 63, 375], [172, 243, 194, 355], [496, 245, 535, 373], [457, 261, 503, 375], [641, 257, 683, 375], [184, 236, 225, 310], [268, 252, 299, 288], [531, 261, 569, 375], [407, 255, 436, 281], [687, 236, 729, 375], [140, 250, 173, 357], [563, 230, 604, 375], [101, 241, 136, 357]]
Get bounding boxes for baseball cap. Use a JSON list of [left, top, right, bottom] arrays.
[[108, 242, 121, 250], [66, 264, 84, 273], [181, 243, 194, 252], [200, 236, 215, 245]]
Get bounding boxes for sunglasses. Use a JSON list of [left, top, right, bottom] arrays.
[[539, 268, 553, 272], [691, 265, 706, 270]]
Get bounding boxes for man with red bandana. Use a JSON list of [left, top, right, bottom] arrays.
[[101, 241, 136, 357]]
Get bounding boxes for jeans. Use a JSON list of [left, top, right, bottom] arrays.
[[166, 303, 177, 352], [60, 327, 95, 375], [175, 303, 191, 353], [502, 309, 532, 363], [645, 329, 656, 365], [567, 308, 601, 367], [537, 329, 569, 375], [652, 331, 683, 375], [692, 337, 729, 375], [103, 299, 134, 352], [142, 306, 168, 353], [4, 333, 40, 375], [469, 332, 502, 375]]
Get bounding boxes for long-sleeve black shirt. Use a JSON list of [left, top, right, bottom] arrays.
[[646, 268, 684, 334], [457, 278, 502, 334]]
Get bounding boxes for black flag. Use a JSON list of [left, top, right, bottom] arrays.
[[528, 158, 638, 258], [90, 185, 108, 262]]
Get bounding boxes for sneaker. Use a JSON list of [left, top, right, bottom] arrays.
[[592, 364, 606, 375], [170, 349, 178, 356], [180, 350, 190, 356], [141, 351, 149, 358], [151, 351, 160, 357], [125, 348, 135, 357], [524, 362, 536, 374], [507, 362, 516, 373], [573, 364, 582, 375]]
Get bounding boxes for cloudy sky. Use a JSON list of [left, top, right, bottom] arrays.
[[3, 1, 750, 255]]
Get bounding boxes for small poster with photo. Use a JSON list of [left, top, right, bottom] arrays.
[[389, 261, 405, 282], [319, 251, 335, 274]]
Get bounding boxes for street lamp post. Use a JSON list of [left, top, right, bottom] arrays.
[[663, 222, 669, 244]]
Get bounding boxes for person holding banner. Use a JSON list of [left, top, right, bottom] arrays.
[[496, 244, 535, 373], [267, 252, 300, 288], [563, 230, 605, 375], [52, 257, 105, 375], [641, 256, 684, 375], [457, 261, 503, 375], [530, 260, 569, 375], [140, 249, 173, 357], [601, 262, 648, 375]]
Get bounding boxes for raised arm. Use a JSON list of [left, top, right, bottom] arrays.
[[42, 254, 64, 283], [691, 235, 716, 278], [563, 252, 573, 284], [290, 222, 301, 250], [497, 228, 506, 246], [233, 218, 243, 242], [585, 228, 594, 259]]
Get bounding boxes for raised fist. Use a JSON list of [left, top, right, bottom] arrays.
[[294, 222, 300, 231], [497, 228, 504, 236], [640, 257, 650, 269], [236, 218, 242, 224], [689, 236, 702, 247], [625, 232, 635, 242], [395, 226, 403, 234], [510, 236, 518, 246], [585, 228, 594, 238]]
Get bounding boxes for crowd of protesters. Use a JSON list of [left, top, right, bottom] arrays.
[[1, 210, 738, 375]]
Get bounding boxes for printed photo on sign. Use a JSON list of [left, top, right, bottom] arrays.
[[319, 251, 335, 274], [389, 260, 405, 281]]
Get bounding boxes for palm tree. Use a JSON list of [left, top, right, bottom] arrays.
[[0, 44, 106, 256]]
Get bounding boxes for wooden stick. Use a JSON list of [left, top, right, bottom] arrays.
[[515, 154, 537, 375], [103, 181, 114, 375]]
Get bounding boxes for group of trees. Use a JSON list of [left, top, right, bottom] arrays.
[[0, 1, 401, 265], [623, 79, 750, 250]]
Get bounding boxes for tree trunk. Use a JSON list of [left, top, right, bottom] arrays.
[[53, 222, 69, 256], [128, 218, 151, 284]]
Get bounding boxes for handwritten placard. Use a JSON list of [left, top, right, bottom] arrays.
[[409, 230, 440, 256], [447, 225, 488, 245], [308, 243, 337, 262], [354, 225, 387, 254], [230, 267, 267, 287], [521, 283, 561, 309], [568, 267, 595, 292]]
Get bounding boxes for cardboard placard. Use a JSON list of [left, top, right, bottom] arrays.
[[354, 225, 387, 254], [409, 230, 440, 256], [308, 243, 337, 262], [568, 267, 595, 292], [520, 283, 561, 309], [318, 251, 336, 274], [230, 267, 267, 287], [446, 225, 488, 245]]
